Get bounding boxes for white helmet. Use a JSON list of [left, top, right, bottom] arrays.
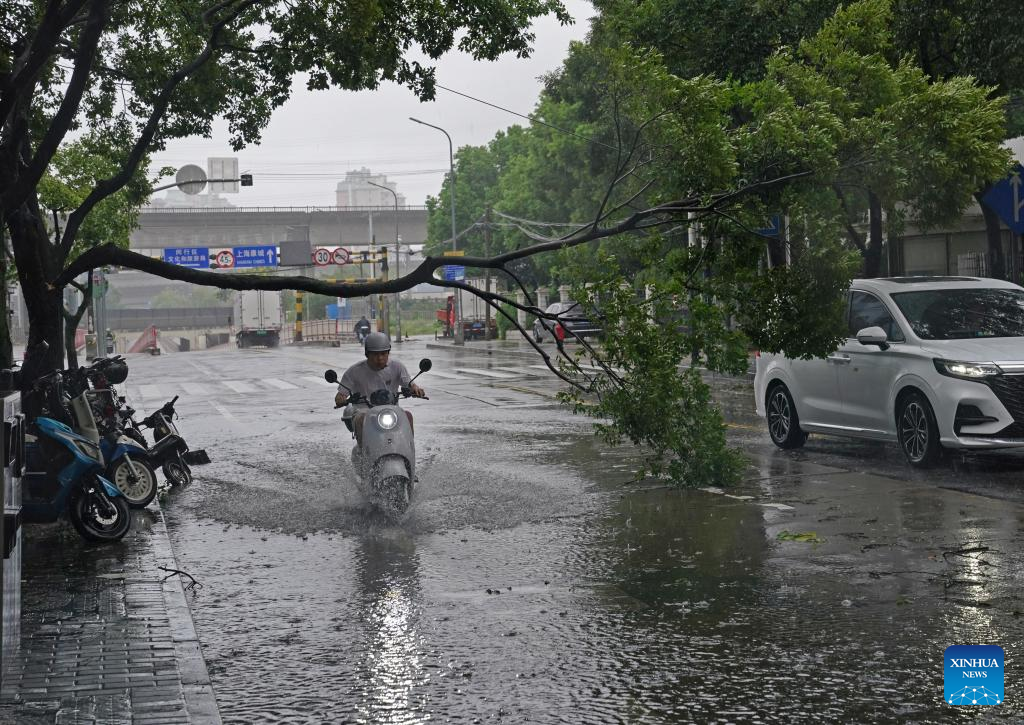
[[364, 332, 391, 354]]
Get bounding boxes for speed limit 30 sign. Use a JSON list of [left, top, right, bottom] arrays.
[[312, 247, 332, 266]]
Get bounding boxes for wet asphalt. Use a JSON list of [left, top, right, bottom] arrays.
[[117, 341, 1024, 723]]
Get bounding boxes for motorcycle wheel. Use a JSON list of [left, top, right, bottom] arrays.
[[109, 457, 158, 508], [163, 457, 192, 487], [69, 483, 132, 543], [380, 476, 411, 519]]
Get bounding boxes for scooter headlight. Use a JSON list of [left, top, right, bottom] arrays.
[[73, 440, 101, 461], [377, 411, 399, 430]]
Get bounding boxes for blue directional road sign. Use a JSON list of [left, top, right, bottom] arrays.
[[163, 247, 209, 268], [981, 164, 1024, 234], [442, 265, 465, 282], [756, 214, 783, 238], [232, 245, 277, 268]]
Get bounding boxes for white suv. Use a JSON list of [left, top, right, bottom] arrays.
[[754, 277, 1024, 466]]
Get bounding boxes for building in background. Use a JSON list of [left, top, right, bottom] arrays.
[[336, 169, 406, 209]]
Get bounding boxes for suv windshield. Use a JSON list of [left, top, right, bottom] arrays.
[[891, 288, 1024, 340]]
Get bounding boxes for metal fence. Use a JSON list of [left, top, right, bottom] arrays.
[[107, 307, 233, 332], [139, 205, 428, 214]]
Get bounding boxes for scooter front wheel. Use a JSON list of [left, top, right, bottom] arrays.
[[109, 457, 158, 508], [69, 484, 132, 543], [163, 457, 192, 487]]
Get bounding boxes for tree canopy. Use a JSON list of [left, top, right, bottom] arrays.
[[418, 0, 1011, 485], [1, 0, 570, 371]]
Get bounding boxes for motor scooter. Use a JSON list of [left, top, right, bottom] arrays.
[[324, 359, 431, 518], [134, 396, 210, 485], [22, 370, 132, 543], [63, 358, 159, 508]]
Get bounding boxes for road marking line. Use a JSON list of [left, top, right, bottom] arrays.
[[453, 367, 517, 379], [303, 376, 336, 387], [138, 384, 163, 399], [222, 380, 259, 393], [182, 383, 212, 396], [262, 378, 299, 390], [492, 367, 544, 376], [182, 357, 217, 378], [211, 400, 236, 421]]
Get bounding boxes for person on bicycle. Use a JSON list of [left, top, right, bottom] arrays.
[[334, 332, 425, 443]]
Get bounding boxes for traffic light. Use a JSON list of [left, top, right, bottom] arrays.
[[240, 173, 253, 186]]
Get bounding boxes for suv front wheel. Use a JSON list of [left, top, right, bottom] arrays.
[[897, 391, 942, 467], [766, 383, 808, 449]]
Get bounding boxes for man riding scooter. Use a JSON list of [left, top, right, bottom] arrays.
[[354, 315, 372, 344], [334, 332, 426, 444]]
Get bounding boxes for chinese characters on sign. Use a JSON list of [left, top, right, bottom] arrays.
[[162, 247, 210, 268], [162, 245, 277, 269], [231, 245, 277, 268]]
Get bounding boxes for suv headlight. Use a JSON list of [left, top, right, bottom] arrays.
[[377, 411, 399, 430], [933, 359, 1002, 380]]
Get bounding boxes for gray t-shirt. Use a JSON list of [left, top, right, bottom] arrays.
[[339, 359, 411, 402]]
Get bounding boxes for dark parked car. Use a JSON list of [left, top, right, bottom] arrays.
[[532, 301, 602, 343]]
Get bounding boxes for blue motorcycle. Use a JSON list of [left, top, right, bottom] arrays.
[[67, 357, 158, 508], [22, 371, 132, 543]]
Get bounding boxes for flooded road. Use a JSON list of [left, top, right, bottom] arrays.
[[121, 344, 1024, 722]]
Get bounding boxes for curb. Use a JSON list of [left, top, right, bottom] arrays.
[[151, 505, 223, 724]]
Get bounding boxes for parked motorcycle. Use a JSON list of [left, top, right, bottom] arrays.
[[324, 358, 431, 518], [134, 395, 210, 485], [64, 357, 159, 508], [22, 369, 132, 543]]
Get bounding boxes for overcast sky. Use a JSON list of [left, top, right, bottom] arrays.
[[148, 1, 594, 208]]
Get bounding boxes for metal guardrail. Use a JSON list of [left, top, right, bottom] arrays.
[[140, 205, 428, 214]]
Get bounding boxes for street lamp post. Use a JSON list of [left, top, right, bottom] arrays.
[[368, 180, 402, 343], [410, 117, 463, 345]]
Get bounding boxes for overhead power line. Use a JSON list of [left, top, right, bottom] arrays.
[[436, 84, 619, 152]]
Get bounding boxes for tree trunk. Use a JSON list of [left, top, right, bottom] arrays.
[[863, 191, 884, 278], [975, 188, 1006, 280], [0, 228, 13, 370], [8, 201, 64, 385]]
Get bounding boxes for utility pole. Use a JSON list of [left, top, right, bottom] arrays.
[[484, 207, 492, 339], [410, 117, 463, 344], [368, 180, 402, 342]]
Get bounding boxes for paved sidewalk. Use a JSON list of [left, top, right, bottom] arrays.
[[0, 506, 220, 724]]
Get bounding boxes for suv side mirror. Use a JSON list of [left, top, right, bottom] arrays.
[[856, 326, 890, 350]]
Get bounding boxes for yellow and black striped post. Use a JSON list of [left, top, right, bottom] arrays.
[[295, 291, 303, 343]]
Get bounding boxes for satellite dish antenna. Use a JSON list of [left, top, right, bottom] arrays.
[[175, 164, 207, 195]]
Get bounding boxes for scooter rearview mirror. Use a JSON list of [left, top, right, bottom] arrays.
[[324, 369, 338, 384], [418, 358, 432, 373]]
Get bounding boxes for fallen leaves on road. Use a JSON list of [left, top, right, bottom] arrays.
[[776, 530, 824, 544]]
